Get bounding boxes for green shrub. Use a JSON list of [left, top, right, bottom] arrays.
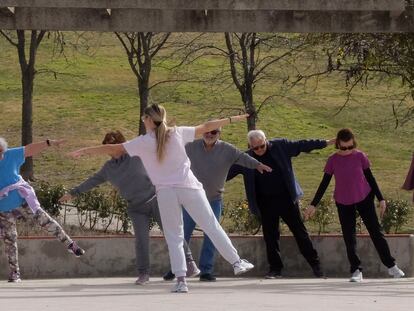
[[381, 199, 411, 234], [73, 188, 132, 233], [223, 200, 261, 235], [33, 181, 66, 217], [306, 199, 336, 235]]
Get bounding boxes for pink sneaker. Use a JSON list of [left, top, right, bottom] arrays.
[[135, 273, 150, 285], [186, 260, 200, 277]]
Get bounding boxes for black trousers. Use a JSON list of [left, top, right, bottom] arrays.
[[336, 192, 395, 273], [257, 194, 320, 272]]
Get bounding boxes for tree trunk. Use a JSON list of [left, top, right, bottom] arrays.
[[138, 79, 149, 135], [20, 68, 35, 180], [16, 30, 37, 180], [242, 83, 256, 131]]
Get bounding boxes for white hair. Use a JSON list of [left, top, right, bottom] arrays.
[[247, 130, 266, 143], [0, 137, 8, 152]]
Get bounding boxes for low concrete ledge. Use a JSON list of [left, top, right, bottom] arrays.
[[0, 234, 413, 279], [1, 0, 407, 12]]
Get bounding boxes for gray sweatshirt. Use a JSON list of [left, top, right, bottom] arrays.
[[70, 154, 156, 207], [185, 139, 260, 201]]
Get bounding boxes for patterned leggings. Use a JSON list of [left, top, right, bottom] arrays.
[[0, 204, 73, 274]]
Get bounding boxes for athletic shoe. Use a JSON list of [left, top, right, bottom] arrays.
[[199, 273, 217, 282], [67, 241, 85, 257], [171, 281, 189, 293], [349, 269, 363, 282], [186, 260, 201, 278], [264, 270, 282, 279], [135, 273, 150, 285], [312, 265, 324, 278], [8, 271, 21, 283], [233, 259, 254, 275], [163, 270, 176, 281], [388, 265, 405, 278]]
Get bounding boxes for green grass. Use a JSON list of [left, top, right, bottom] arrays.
[[1, 32, 413, 234]]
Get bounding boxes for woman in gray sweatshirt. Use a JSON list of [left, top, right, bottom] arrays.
[[59, 131, 198, 285]]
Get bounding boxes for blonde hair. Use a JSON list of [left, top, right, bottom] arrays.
[[143, 104, 170, 162]]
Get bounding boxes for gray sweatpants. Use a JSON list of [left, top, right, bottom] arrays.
[[127, 196, 193, 274]]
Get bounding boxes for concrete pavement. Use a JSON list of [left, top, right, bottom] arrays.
[[0, 277, 413, 311]]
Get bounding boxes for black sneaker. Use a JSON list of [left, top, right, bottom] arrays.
[[67, 241, 85, 258], [163, 270, 176, 281], [312, 265, 324, 278], [199, 273, 216, 282], [264, 270, 282, 279]]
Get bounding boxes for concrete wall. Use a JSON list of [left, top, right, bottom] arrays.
[[1, 234, 413, 279]]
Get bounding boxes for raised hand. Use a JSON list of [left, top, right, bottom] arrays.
[[59, 193, 73, 203], [230, 114, 249, 123], [379, 200, 387, 219], [256, 163, 273, 174], [67, 149, 85, 159], [326, 138, 336, 146], [49, 139, 66, 147], [304, 205, 317, 221]]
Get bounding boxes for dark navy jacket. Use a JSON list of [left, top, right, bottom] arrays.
[[227, 138, 328, 216]]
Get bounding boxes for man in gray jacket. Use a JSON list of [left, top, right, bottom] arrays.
[[163, 128, 271, 282]]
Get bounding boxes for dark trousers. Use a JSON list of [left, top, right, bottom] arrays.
[[336, 192, 395, 273], [257, 194, 320, 272]]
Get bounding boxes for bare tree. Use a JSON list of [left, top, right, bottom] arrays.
[[176, 33, 312, 131], [0, 30, 46, 180], [224, 33, 305, 130], [115, 32, 171, 134]]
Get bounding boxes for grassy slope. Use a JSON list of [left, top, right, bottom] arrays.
[[0, 33, 413, 233]]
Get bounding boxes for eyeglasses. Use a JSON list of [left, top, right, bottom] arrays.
[[206, 130, 221, 135], [251, 143, 266, 151], [339, 145, 354, 151]]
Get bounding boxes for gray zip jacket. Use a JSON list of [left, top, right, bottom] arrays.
[[70, 154, 155, 206]]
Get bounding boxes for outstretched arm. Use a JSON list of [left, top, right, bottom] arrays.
[[68, 144, 126, 159], [194, 114, 249, 139], [59, 168, 107, 203], [234, 152, 272, 174], [284, 138, 335, 158], [24, 139, 65, 158]]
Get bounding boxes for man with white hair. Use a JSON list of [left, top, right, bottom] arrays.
[[163, 127, 272, 282], [228, 130, 335, 278], [0, 137, 85, 282]]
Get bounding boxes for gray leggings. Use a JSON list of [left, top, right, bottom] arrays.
[[127, 196, 193, 274]]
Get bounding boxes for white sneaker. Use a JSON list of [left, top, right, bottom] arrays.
[[388, 265, 405, 278], [233, 259, 254, 275], [171, 281, 189, 293], [349, 269, 363, 282]]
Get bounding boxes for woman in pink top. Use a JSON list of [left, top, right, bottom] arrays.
[[304, 128, 404, 282], [69, 104, 271, 293]]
